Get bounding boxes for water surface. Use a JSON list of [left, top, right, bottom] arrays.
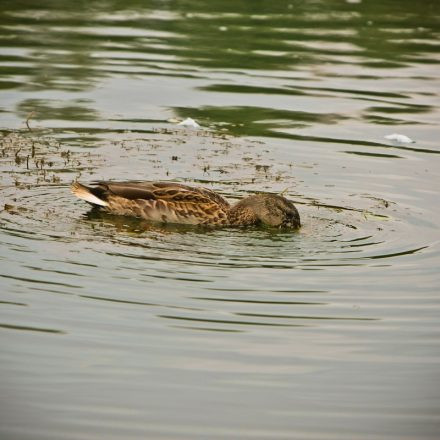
[[1, 1, 440, 439]]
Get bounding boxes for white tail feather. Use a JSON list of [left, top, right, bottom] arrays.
[[71, 182, 108, 207]]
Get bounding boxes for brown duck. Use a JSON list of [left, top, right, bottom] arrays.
[[71, 181, 300, 229]]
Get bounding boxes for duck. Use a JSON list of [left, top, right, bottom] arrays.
[[71, 181, 300, 229]]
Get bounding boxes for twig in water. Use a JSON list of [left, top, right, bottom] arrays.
[[25, 111, 35, 132], [280, 186, 291, 197]]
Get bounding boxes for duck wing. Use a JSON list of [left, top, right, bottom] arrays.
[[72, 181, 230, 225], [96, 181, 230, 209]]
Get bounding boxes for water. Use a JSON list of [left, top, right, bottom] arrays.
[[1, 1, 440, 439]]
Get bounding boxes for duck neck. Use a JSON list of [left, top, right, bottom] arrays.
[[228, 200, 259, 226]]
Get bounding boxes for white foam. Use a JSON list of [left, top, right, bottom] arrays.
[[385, 133, 414, 143], [178, 117, 200, 128]]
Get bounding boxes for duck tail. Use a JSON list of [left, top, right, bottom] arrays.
[[71, 182, 108, 207]]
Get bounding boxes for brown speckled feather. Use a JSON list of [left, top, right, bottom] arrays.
[[97, 181, 230, 209], [73, 181, 230, 225]]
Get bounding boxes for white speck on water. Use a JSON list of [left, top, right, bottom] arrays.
[[385, 133, 414, 143], [178, 117, 200, 128]]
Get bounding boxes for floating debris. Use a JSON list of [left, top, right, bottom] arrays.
[[385, 133, 414, 143], [178, 118, 200, 128], [0, 131, 104, 187], [255, 164, 271, 173]]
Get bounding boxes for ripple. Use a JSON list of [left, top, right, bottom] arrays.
[[158, 314, 305, 328], [0, 174, 422, 275], [0, 273, 81, 289], [0, 323, 65, 334]]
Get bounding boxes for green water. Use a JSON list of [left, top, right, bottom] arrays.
[[1, 1, 440, 439]]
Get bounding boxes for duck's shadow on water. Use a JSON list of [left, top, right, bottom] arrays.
[[83, 207, 301, 239], [85, 207, 200, 235], [81, 207, 310, 268], [75, 201, 400, 267]]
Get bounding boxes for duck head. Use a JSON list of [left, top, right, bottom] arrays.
[[232, 194, 300, 229]]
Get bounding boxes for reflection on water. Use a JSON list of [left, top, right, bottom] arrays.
[[1, 1, 440, 439]]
